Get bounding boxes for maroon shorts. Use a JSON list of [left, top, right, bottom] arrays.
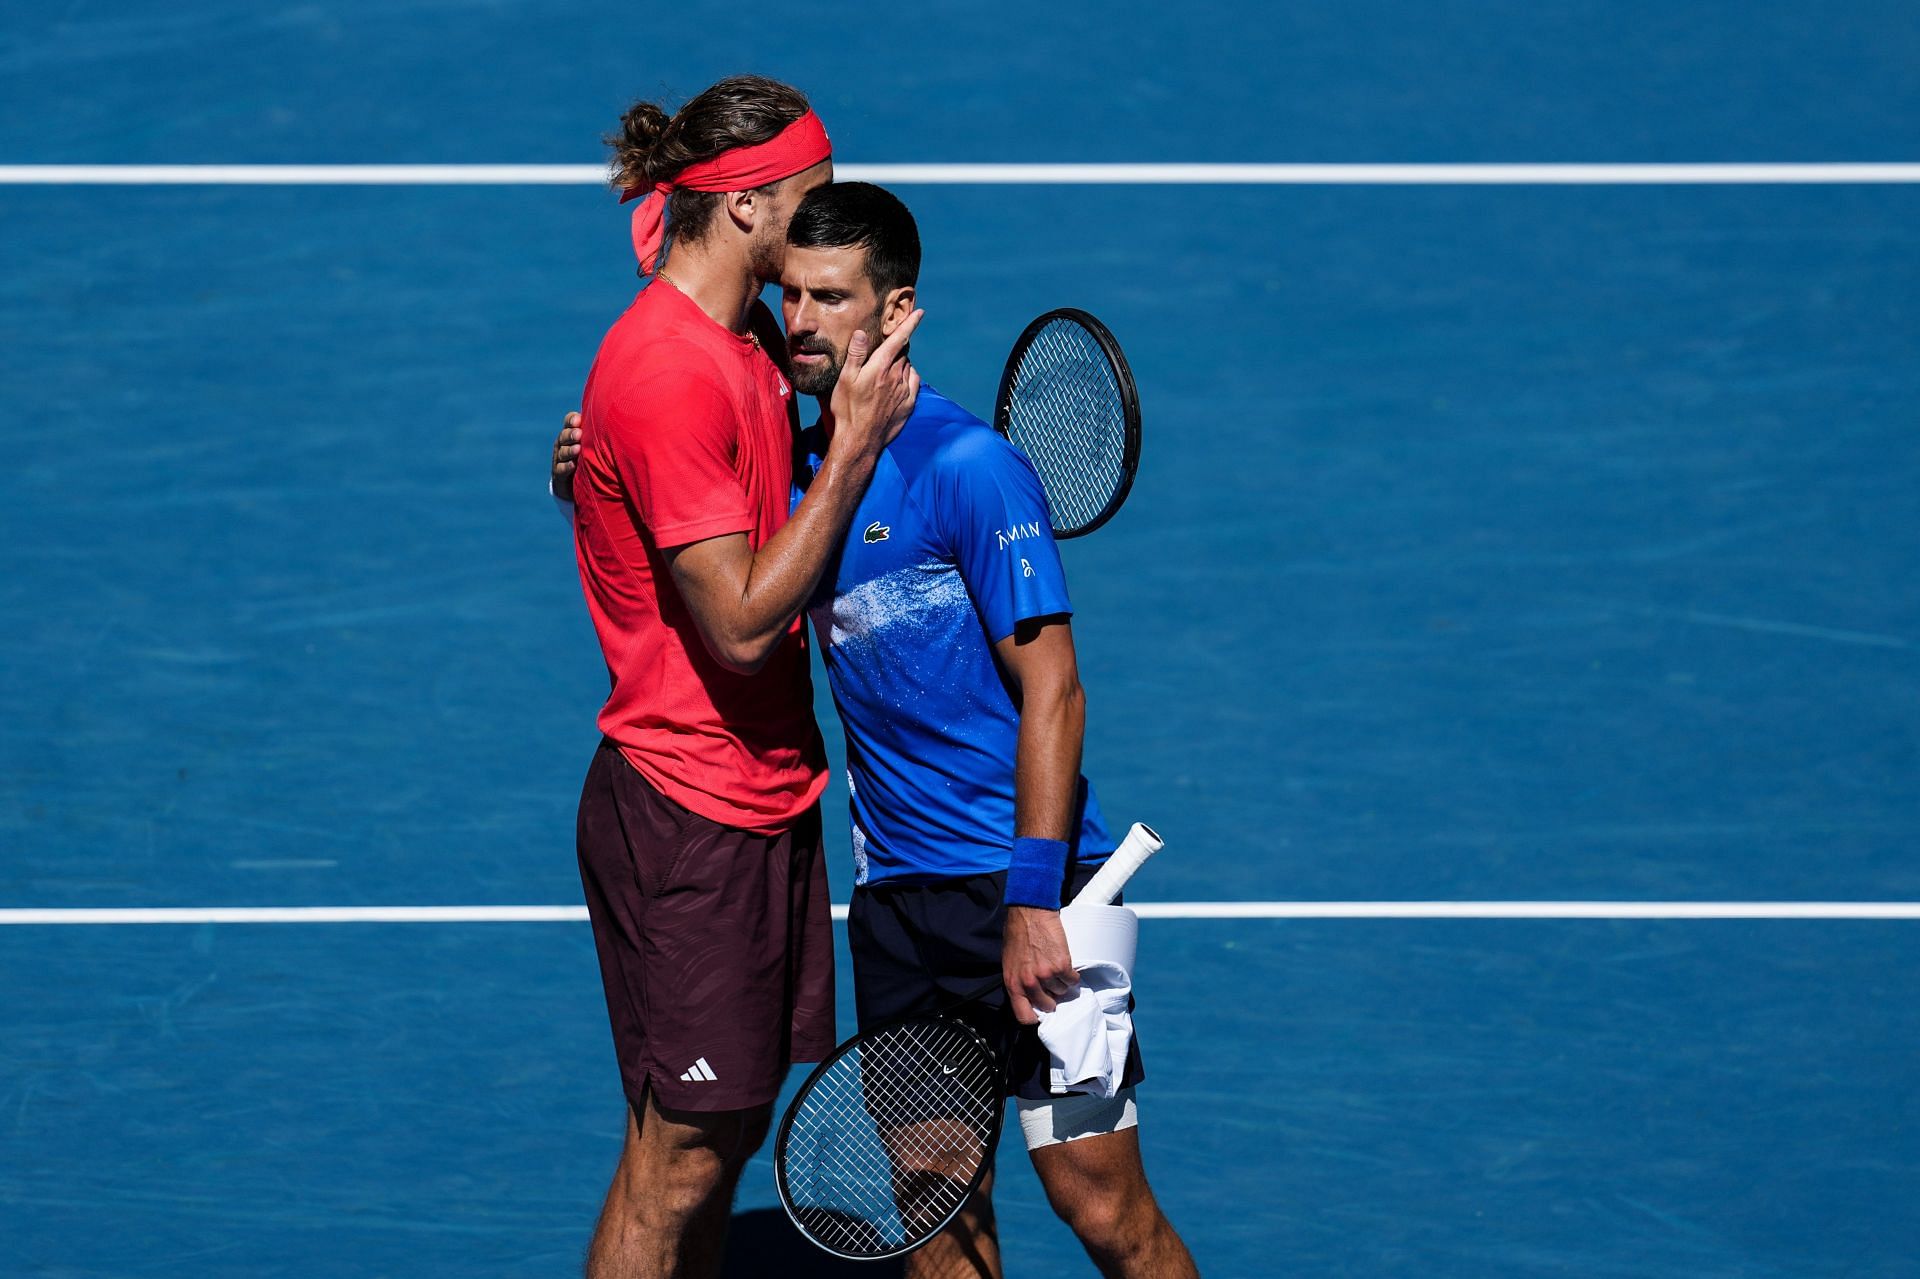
[[575, 742, 836, 1113]]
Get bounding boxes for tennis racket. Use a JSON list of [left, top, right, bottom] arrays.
[[993, 309, 1142, 538], [774, 823, 1163, 1260]]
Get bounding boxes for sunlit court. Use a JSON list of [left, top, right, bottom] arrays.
[[4, 4, 1918, 1276]]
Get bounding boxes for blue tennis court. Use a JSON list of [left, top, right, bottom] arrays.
[[4, 3, 1917, 1275]]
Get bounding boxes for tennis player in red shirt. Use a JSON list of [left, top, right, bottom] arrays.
[[566, 76, 921, 1278]]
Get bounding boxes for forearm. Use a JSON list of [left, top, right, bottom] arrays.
[[1002, 674, 1085, 1017], [1005, 677, 1085, 910], [1013, 678, 1086, 841], [668, 316, 922, 674], [686, 447, 878, 670]]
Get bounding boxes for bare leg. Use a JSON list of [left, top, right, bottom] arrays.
[[586, 1091, 773, 1279], [903, 1170, 1001, 1279], [1030, 1128, 1197, 1279]]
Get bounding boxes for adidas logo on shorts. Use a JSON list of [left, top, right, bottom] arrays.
[[679, 1057, 719, 1083]]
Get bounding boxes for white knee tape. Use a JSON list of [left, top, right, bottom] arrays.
[[1015, 1086, 1139, 1151]]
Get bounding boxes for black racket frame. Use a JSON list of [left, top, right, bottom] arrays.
[[992, 307, 1143, 539]]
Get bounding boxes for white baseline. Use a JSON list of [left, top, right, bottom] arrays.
[[2, 163, 1919, 187], [2, 901, 1918, 925]]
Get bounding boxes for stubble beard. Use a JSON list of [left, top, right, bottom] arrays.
[[749, 219, 788, 285], [788, 347, 842, 397]]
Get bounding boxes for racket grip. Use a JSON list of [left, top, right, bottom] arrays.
[[1067, 823, 1162, 909]]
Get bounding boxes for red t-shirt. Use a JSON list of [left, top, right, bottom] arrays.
[[573, 281, 826, 831]]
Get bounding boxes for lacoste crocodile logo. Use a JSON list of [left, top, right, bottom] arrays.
[[863, 522, 891, 544]]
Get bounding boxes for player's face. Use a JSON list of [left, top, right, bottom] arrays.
[[781, 244, 885, 397], [748, 159, 834, 281]]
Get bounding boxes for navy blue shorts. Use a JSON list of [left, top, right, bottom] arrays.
[[846, 865, 1147, 1102]]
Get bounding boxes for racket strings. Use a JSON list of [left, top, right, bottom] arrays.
[[1003, 319, 1130, 534], [781, 1018, 1001, 1256], [791, 1045, 995, 1176]]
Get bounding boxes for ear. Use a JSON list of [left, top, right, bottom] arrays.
[[723, 188, 757, 234], [879, 285, 916, 336]]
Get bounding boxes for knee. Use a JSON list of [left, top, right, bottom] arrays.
[[679, 1107, 768, 1171], [1051, 1186, 1123, 1244], [645, 1163, 725, 1223], [659, 1102, 771, 1170], [618, 1104, 771, 1216], [1049, 1177, 1152, 1258], [617, 1139, 723, 1216]]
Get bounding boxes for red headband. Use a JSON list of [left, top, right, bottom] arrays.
[[620, 110, 832, 274]]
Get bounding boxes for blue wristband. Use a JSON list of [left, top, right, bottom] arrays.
[[1005, 837, 1070, 910]]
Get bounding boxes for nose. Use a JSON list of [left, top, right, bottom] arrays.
[[789, 297, 818, 337]]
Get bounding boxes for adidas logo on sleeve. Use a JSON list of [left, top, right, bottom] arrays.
[[678, 1057, 719, 1083]]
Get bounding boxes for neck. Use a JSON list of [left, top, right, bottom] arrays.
[[658, 238, 761, 334]]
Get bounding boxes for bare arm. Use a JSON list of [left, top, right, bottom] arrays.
[[667, 313, 922, 673], [1000, 616, 1088, 839], [994, 615, 1087, 1024]]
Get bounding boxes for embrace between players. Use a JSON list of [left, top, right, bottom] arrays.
[[552, 75, 1197, 1279]]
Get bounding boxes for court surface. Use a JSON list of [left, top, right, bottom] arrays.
[[3, 3, 1918, 1276]]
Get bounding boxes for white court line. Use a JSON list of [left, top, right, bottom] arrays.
[[1128, 901, 1920, 920], [2, 163, 1919, 187], [0, 906, 592, 925], [2, 902, 1918, 925]]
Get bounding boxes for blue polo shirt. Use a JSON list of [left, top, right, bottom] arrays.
[[799, 387, 1114, 886]]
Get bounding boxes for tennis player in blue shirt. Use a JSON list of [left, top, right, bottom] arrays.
[[555, 183, 1196, 1279]]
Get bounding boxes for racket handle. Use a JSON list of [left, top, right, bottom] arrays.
[[1067, 823, 1162, 909]]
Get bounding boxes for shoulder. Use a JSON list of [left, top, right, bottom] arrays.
[[588, 347, 737, 454], [891, 390, 1051, 551], [601, 292, 733, 383], [895, 388, 1027, 483], [598, 325, 733, 407], [929, 411, 1045, 505]]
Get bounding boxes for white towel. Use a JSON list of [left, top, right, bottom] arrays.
[[1035, 960, 1134, 1098]]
